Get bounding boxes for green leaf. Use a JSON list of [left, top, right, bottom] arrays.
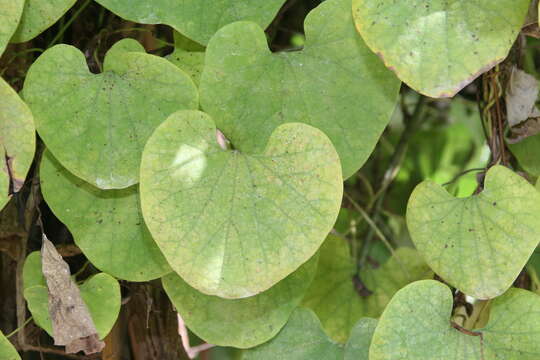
[[370, 280, 540, 359], [0, 77, 36, 211], [40, 150, 171, 281], [94, 0, 286, 45], [162, 254, 318, 348], [241, 308, 344, 360], [199, 0, 400, 179], [140, 110, 342, 298], [509, 134, 540, 176], [0, 331, 20, 360], [22, 251, 45, 289], [11, 0, 76, 43], [302, 235, 432, 342], [344, 318, 377, 360], [166, 32, 205, 86], [353, 0, 529, 98], [23, 38, 198, 189], [0, 0, 23, 55], [407, 165, 540, 299], [23, 252, 121, 339]]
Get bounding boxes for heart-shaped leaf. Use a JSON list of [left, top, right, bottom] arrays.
[[23, 38, 198, 189], [0, 77, 35, 211], [0, 0, 23, 55], [162, 254, 318, 348], [140, 110, 343, 298], [11, 0, 76, 43], [241, 308, 344, 360], [0, 331, 19, 360], [509, 134, 540, 176], [302, 235, 432, 342], [370, 280, 540, 359], [94, 0, 286, 45], [23, 251, 121, 339], [407, 165, 540, 299], [353, 0, 529, 98], [199, 0, 400, 179], [40, 150, 171, 281]]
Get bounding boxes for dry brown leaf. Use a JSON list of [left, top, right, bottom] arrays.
[[507, 117, 540, 143], [506, 67, 540, 127], [41, 234, 105, 354]]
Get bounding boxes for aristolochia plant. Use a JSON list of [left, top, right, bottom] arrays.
[[0, 0, 539, 358]]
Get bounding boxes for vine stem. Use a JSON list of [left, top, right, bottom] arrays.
[[177, 313, 214, 359], [372, 95, 428, 202], [48, 0, 92, 47], [6, 316, 33, 339], [355, 95, 427, 270], [442, 168, 486, 187], [344, 192, 395, 257]]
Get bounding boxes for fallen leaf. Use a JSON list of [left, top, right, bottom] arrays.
[[507, 117, 540, 143], [41, 234, 105, 354], [506, 67, 540, 127]]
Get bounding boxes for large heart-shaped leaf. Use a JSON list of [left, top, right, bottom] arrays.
[[302, 235, 432, 342], [94, 0, 285, 46], [162, 254, 318, 348], [241, 308, 344, 360], [23, 38, 198, 189], [11, 0, 76, 43], [0, 331, 19, 360], [353, 0, 529, 98], [23, 252, 121, 339], [0, 0, 23, 55], [0, 77, 35, 211], [407, 165, 540, 299], [509, 134, 540, 176], [199, 0, 400, 179], [140, 110, 342, 298], [40, 150, 171, 281], [370, 280, 540, 359]]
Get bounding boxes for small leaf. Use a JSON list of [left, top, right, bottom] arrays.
[[0, 0, 23, 55], [140, 110, 342, 298], [370, 280, 540, 359], [0, 331, 20, 360], [22, 251, 45, 289], [241, 308, 344, 360], [23, 39, 198, 189], [162, 254, 318, 348], [23, 251, 121, 342], [166, 32, 205, 86], [353, 0, 530, 97], [302, 235, 432, 342], [40, 150, 171, 281], [0, 77, 36, 211], [199, 0, 400, 179], [344, 318, 377, 360], [11, 0, 76, 43], [94, 0, 286, 45], [407, 165, 540, 298]]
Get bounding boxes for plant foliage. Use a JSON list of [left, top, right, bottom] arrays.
[[0, 0, 539, 358]]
